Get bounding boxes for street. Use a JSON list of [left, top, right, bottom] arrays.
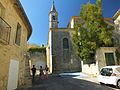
[[17, 74, 116, 90]]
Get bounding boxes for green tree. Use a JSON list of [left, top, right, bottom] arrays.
[[72, 0, 114, 63]]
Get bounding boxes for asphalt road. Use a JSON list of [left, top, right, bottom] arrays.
[[25, 75, 114, 90]]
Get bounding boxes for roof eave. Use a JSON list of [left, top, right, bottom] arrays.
[[113, 9, 120, 20], [12, 0, 32, 40]]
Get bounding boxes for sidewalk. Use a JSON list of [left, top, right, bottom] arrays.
[[77, 76, 99, 84], [59, 72, 99, 84]]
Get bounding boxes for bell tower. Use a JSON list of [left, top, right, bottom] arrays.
[[49, 1, 58, 29]]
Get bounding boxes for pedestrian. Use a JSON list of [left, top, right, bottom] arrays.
[[45, 65, 49, 79], [31, 65, 36, 79], [39, 66, 44, 79]]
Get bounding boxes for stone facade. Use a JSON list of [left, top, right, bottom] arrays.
[[48, 29, 81, 73], [0, 0, 32, 90]]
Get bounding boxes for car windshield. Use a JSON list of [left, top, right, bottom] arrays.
[[100, 68, 113, 76]]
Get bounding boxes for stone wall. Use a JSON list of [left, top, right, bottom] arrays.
[[49, 29, 81, 72], [0, 0, 30, 90]]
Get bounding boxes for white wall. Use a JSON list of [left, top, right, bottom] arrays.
[[49, 30, 53, 73], [70, 18, 74, 28], [81, 61, 99, 76], [36, 60, 46, 69], [114, 15, 120, 32]]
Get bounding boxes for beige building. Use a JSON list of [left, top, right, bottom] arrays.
[[0, 0, 32, 90], [113, 9, 120, 32], [113, 9, 120, 64], [113, 9, 120, 47]]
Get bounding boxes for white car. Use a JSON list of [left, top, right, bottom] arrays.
[[98, 66, 120, 88]]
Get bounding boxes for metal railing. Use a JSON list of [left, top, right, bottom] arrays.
[[0, 17, 11, 45]]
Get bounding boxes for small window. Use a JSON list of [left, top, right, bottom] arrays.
[[15, 23, 21, 45], [52, 16, 55, 20], [0, 18, 11, 45], [63, 38, 69, 49]]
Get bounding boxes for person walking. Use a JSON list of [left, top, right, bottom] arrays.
[[39, 66, 44, 79], [45, 65, 49, 79], [31, 65, 36, 79]]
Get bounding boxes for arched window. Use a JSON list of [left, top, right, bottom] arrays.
[[63, 38, 69, 49], [52, 15, 55, 20]]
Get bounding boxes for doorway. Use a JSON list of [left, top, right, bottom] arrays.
[[7, 60, 19, 90], [105, 53, 115, 66]]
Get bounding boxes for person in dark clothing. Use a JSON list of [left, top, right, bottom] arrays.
[[31, 65, 36, 79]]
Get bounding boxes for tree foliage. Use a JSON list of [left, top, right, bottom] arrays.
[[72, 0, 114, 62]]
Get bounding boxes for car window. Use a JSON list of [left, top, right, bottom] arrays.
[[100, 68, 113, 76]]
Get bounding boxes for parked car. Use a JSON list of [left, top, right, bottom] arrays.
[[98, 66, 120, 88]]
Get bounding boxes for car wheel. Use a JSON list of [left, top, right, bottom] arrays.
[[100, 82, 104, 85], [117, 80, 120, 89]]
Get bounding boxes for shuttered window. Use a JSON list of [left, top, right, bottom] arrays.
[[15, 23, 21, 45], [105, 53, 115, 66]]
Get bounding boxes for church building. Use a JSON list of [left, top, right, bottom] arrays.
[[47, 2, 81, 73]]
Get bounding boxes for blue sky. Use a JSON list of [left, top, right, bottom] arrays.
[[20, 0, 120, 46]]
